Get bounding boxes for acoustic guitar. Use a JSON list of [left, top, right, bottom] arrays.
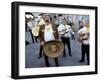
[[77, 33, 89, 42]]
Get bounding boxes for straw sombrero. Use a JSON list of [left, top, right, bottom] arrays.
[[43, 40, 64, 58]]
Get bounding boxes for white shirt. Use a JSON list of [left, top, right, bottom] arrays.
[[78, 27, 89, 45], [44, 24, 55, 42], [58, 24, 72, 38]]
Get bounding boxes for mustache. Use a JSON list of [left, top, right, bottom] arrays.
[[45, 20, 49, 22]]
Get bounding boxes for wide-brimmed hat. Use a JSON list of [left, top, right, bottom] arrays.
[[43, 40, 64, 58]]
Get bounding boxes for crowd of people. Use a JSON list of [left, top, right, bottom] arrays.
[[25, 12, 90, 67]]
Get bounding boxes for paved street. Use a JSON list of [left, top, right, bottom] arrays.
[[25, 31, 88, 68]]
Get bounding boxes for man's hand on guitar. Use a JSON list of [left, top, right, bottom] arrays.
[[82, 34, 89, 40]]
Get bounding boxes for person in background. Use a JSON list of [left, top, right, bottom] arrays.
[[79, 21, 84, 29], [77, 21, 90, 65], [37, 13, 46, 59], [58, 14, 64, 25], [67, 21, 75, 40], [38, 13, 46, 26], [58, 19, 72, 57], [71, 22, 75, 40], [25, 12, 35, 44]]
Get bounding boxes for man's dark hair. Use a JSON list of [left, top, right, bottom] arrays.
[[58, 14, 63, 17], [25, 12, 34, 16], [25, 12, 34, 20], [38, 13, 45, 16]]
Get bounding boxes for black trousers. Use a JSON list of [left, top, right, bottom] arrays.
[[39, 45, 43, 58], [29, 28, 34, 43], [28, 28, 38, 43], [43, 54, 59, 67], [61, 37, 72, 57], [34, 36, 38, 42], [39, 45, 59, 66], [81, 43, 90, 65]]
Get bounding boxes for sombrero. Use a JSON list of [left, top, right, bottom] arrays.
[[43, 40, 64, 58]]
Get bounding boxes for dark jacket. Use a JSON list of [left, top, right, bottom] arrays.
[[39, 24, 59, 42]]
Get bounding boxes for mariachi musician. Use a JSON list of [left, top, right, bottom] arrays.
[[37, 13, 46, 59], [77, 21, 90, 65], [25, 12, 35, 43], [58, 19, 72, 57], [32, 25, 39, 43], [38, 14, 60, 67]]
